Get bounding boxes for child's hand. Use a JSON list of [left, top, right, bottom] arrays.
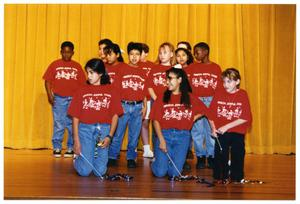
[[211, 129, 218, 138], [159, 139, 167, 153], [99, 137, 111, 148], [73, 140, 81, 155], [47, 94, 54, 105], [217, 126, 229, 135]]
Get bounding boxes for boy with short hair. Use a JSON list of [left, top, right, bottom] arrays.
[[185, 42, 222, 169], [108, 42, 147, 168], [43, 41, 86, 158], [208, 68, 252, 184]]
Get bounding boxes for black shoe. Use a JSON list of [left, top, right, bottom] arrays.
[[64, 149, 74, 158], [53, 149, 61, 158], [183, 161, 191, 171], [187, 150, 194, 159], [127, 159, 137, 168], [207, 156, 214, 169], [107, 159, 117, 167], [196, 156, 206, 169]]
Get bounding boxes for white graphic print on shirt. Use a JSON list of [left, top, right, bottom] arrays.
[[191, 73, 218, 89], [122, 75, 145, 91], [55, 67, 78, 80], [217, 101, 242, 120], [162, 104, 192, 121], [153, 72, 167, 87], [82, 93, 111, 111]]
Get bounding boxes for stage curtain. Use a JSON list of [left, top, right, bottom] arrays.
[[4, 4, 295, 154]]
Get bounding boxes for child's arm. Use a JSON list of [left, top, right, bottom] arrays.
[[101, 114, 118, 148], [141, 97, 147, 119], [45, 81, 54, 105], [208, 119, 218, 137], [72, 117, 81, 155], [148, 88, 157, 100], [153, 120, 167, 152], [217, 119, 247, 134]]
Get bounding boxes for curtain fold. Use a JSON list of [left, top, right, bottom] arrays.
[[4, 4, 295, 154]]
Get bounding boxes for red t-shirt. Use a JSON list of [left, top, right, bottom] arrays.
[[185, 62, 222, 97], [68, 84, 123, 124], [146, 64, 171, 97], [43, 59, 86, 97], [105, 62, 126, 85], [150, 93, 207, 130], [207, 89, 252, 134], [116, 63, 148, 101]]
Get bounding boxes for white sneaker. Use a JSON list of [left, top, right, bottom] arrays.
[[143, 150, 154, 158]]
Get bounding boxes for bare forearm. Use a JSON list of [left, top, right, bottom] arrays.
[[45, 81, 53, 98], [109, 114, 119, 136], [224, 119, 247, 130], [148, 88, 157, 101], [153, 120, 164, 142], [72, 117, 80, 142]]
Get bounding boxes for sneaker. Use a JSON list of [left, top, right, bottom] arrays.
[[196, 156, 206, 169], [53, 149, 61, 158], [143, 150, 154, 158], [64, 149, 74, 158], [183, 161, 191, 171], [107, 158, 117, 167], [207, 156, 214, 169], [127, 159, 137, 168]]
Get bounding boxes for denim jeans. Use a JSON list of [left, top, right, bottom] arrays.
[[52, 94, 73, 150], [151, 129, 191, 177], [108, 102, 143, 160], [74, 123, 110, 177], [191, 96, 215, 157]]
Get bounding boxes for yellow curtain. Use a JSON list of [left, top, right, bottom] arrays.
[[4, 4, 295, 154]]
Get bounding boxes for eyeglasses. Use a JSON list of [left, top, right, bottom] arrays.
[[167, 76, 178, 80]]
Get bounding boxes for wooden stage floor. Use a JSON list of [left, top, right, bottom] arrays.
[[4, 149, 295, 200]]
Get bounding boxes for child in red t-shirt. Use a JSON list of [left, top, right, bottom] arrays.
[[103, 43, 125, 85], [208, 68, 252, 184], [68, 58, 123, 177], [175, 47, 194, 68], [43, 41, 86, 158], [185, 42, 223, 170], [150, 67, 206, 178], [108, 42, 147, 168]]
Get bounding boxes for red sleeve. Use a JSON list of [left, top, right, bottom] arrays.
[[213, 64, 223, 95], [206, 92, 219, 121], [149, 98, 162, 122], [191, 94, 207, 116], [240, 91, 252, 125], [110, 90, 123, 117], [43, 61, 56, 82], [68, 89, 82, 119], [77, 64, 87, 85]]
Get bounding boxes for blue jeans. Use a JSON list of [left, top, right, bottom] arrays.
[[191, 96, 215, 158], [151, 129, 191, 177], [74, 123, 110, 177], [108, 102, 143, 160], [52, 94, 73, 150]]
